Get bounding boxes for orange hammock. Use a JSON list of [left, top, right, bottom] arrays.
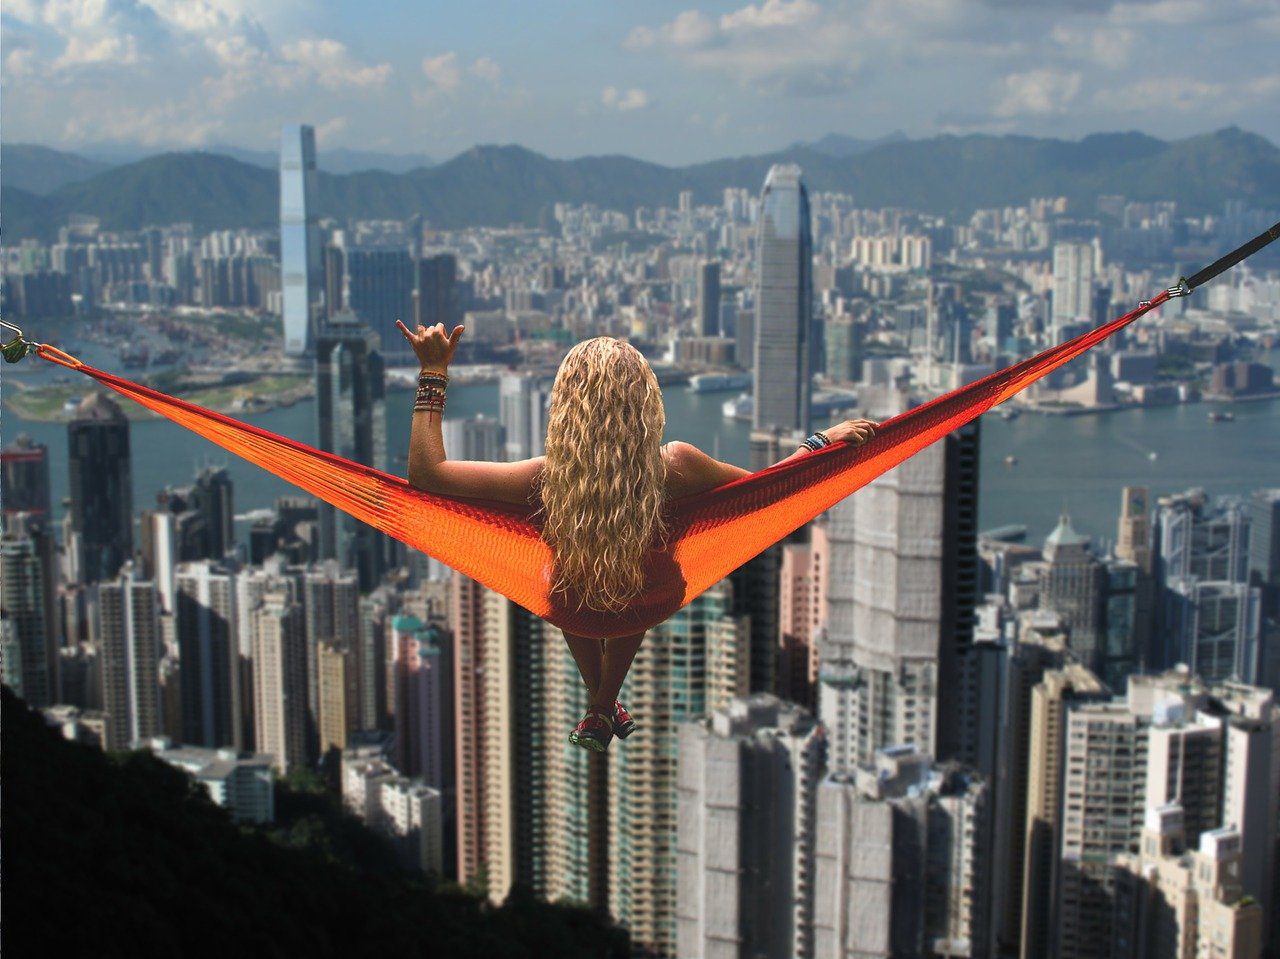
[[22, 217, 1278, 637]]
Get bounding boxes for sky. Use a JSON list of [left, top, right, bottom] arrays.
[[2, 0, 1278, 165]]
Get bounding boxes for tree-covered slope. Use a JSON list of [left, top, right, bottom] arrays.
[[0, 684, 628, 958]]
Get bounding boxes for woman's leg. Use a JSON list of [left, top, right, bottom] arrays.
[[562, 631, 604, 700], [592, 631, 646, 710]]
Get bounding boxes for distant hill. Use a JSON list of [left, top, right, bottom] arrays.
[[790, 131, 909, 157], [0, 684, 628, 957], [3, 128, 1277, 241], [1, 143, 112, 195]]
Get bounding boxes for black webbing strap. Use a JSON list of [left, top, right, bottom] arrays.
[[1184, 220, 1280, 292]]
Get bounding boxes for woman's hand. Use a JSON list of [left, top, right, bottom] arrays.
[[823, 418, 879, 446], [396, 320, 464, 373]]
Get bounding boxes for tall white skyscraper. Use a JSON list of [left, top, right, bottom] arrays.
[[1051, 241, 1095, 339], [253, 590, 308, 775], [753, 163, 813, 434], [280, 123, 321, 356], [814, 746, 991, 958], [676, 694, 825, 959], [498, 372, 550, 461], [97, 563, 161, 750], [819, 386, 980, 770], [175, 560, 241, 749]]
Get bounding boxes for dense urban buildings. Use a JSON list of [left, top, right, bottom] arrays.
[[3, 127, 1279, 959]]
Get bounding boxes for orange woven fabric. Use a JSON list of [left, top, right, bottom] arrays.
[[37, 291, 1168, 638]]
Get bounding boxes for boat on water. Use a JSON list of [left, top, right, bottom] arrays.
[[1004, 455, 1018, 466], [690, 371, 752, 394], [998, 406, 1021, 421], [1207, 410, 1235, 422], [722, 392, 752, 420]]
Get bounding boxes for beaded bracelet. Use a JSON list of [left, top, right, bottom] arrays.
[[798, 431, 832, 453], [415, 370, 449, 413]]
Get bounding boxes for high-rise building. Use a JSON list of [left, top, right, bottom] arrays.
[[0, 519, 57, 706], [316, 638, 358, 758], [778, 520, 828, 712], [819, 390, 980, 769], [314, 313, 388, 589], [1018, 663, 1107, 959], [97, 564, 161, 750], [1247, 488, 1280, 617], [1, 434, 51, 520], [676, 695, 824, 959], [1039, 514, 1105, 674], [68, 393, 133, 583], [443, 414, 505, 463], [302, 562, 361, 761], [413, 253, 459, 332], [1051, 241, 1095, 338], [141, 466, 235, 604], [280, 123, 321, 356], [1114, 809, 1265, 959], [823, 314, 864, 384], [345, 247, 415, 361], [1055, 701, 1151, 959], [815, 746, 991, 959], [753, 164, 813, 435], [1115, 486, 1155, 670], [1166, 578, 1262, 684], [498, 372, 550, 461], [388, 614, 453, 788], [252, 589, 308, 774], [1155, 489, 1249, 585], [697, 260, 721, 338], [174, 561, 241, 749], [539, 622, 609, 910], [610, 581, 748, 958]]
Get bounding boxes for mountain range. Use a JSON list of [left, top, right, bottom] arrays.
[[3, 127, 1277, 243]]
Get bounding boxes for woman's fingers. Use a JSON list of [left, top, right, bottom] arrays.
[[395, 319, 414, 341]]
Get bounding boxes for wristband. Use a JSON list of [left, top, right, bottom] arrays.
[[799, 431, 832, 453]]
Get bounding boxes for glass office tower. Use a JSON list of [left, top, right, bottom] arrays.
[[753, 164, 813, 435], [280, 124, 321, 356]]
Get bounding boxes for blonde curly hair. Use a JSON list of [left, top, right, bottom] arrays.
[[534, 336, 669, 613]]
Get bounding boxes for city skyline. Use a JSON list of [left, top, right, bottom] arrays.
[[2, 1, 1278, 165]]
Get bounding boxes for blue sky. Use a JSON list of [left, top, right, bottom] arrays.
[[3, 0, 1278, 164]]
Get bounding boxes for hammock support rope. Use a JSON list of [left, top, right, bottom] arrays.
[[11, 222, 1279, 638]]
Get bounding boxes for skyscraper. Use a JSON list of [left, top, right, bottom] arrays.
[[68, 393, 133, 583], [280, 123, 321, 356], [676, 695, 824, 959], [819, 389, 980, 769], [314, 313, 388, 589], [253, 589, 308, 774], [0, 520, 56, 706], [499, 372, 550, 461], [753, 164, 813, 434], [697, 260, 721, 338], [610, 581, 748, 958], [346, 247, 415, 361], [1051, 241, 1094, 340], [815, 747, 991, 958], [414, 253, 459, 332], [1, 434, 51, 520], [175, 560, 241, 749], [302, 562, 361, 761], [97, 563, 161, 750]]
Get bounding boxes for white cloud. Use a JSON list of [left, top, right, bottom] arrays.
[[993, 68, 1083, 117], [281, 38, 391, 90], [422, 52, 462, 91], [52, 32, 143, 68], [469, 56, 502, 84], [602, 86, 651, 111], [719, 0, 821, 32]]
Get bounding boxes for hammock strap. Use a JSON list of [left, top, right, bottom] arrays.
[[1185, 221, 1280, 292]]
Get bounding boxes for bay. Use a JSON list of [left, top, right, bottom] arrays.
[[3, 363, 1278, 551]]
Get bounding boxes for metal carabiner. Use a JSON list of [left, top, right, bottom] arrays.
[[0, 319, 36, 363]]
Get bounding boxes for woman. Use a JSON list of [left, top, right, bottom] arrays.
[[398, 320, 878, 752]]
